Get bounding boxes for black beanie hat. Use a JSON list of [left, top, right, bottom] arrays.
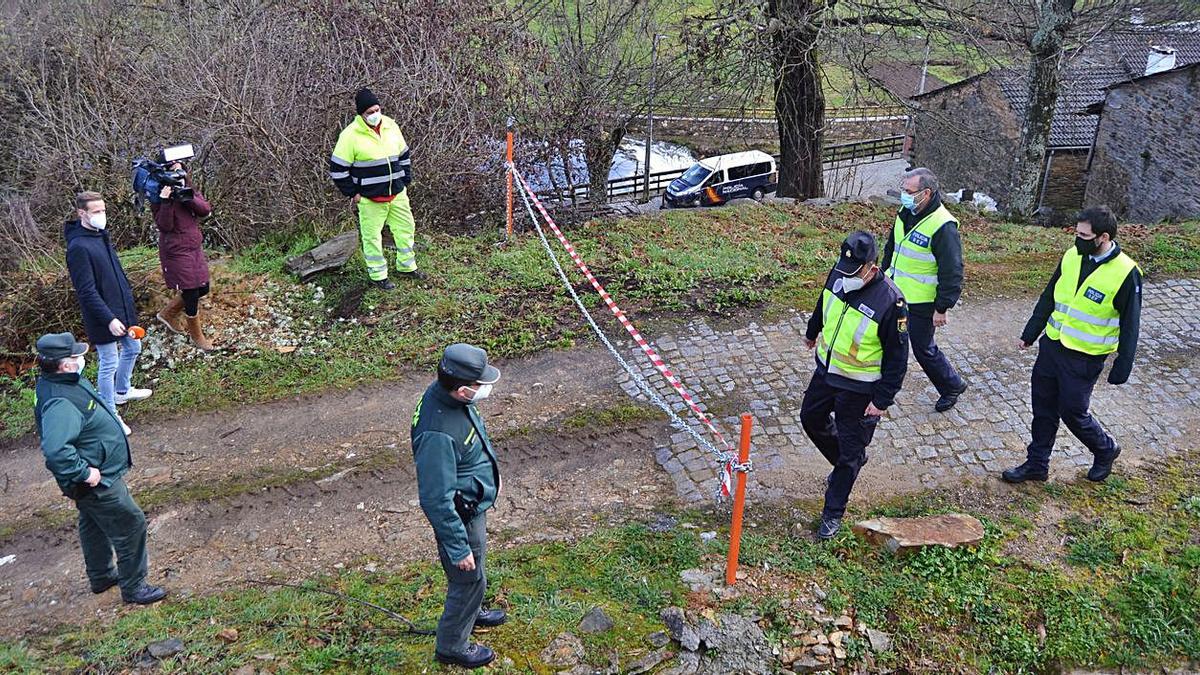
[[355, 88, 380, 116]]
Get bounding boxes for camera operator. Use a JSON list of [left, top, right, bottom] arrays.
[[151, 159, 214, 351]]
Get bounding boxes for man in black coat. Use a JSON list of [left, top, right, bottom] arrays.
[[65, 191, 151, 433]]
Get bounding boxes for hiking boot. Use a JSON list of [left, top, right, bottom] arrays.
[[155, 296, 186, 335], [122, 584, 167, 605], [1001, 462, 1049, 484], [435, 643, 496, 669], [373, 278, 397, 291], [935, 381, 969, 413], [398, 269, 427, 281], [114, 388, 153, 405], [475, 608, 508, 628], [185, 313, 214, 351], [1087, 445, 1121, 482], [91, 574, 119, 594], [817, 516, 842, 541]]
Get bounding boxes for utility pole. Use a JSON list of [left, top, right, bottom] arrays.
[[643, 33, 665, 202]]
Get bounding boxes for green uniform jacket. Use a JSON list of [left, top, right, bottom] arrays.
[[33, 372, 132, 496], [410, 382, 501, 563]]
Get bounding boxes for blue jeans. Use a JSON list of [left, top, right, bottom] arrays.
[[95, 336, 142, 412]]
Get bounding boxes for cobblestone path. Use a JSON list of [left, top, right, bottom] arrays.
[[619, 280, 1200, 503]]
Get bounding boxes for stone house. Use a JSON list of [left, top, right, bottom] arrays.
[[1085, 62, 1200, 222], [908, 25, 1200, 218]]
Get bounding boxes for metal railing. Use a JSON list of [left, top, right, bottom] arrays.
[[536, 135, 905, 202], [648, 104, 907, 122]]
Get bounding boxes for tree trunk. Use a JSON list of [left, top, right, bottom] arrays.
[[770, 0, 825, 199], [1008, 0, 1076, 220], [584, 124, 624, 205]]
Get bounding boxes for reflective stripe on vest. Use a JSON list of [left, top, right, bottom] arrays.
[[1044, 248, 1138, 356], [887, 204, 955, 304], [330, 115, 410, 197], [816, 290, 884, 383]]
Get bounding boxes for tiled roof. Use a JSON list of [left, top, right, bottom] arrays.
[[916, 22, 1200, 148], [992, 65, 1131, 147], [867, 62, 949, 98]]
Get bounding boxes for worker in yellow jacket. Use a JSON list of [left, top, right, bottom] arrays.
[[329, 88, 422, 290]]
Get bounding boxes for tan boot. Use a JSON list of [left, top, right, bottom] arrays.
[[156, 296, 187, 335], [185, 313, 214, 351]]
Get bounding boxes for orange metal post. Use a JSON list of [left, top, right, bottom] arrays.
[[505, 125, 514, 239], [725, 413, 753, 586]]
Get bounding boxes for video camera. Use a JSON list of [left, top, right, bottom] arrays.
[[132, 143, 195, 210]]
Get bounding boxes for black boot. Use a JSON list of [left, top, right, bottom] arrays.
[[435, 644, 496, 669], [1001, 463, 1049, 484], [817, 516, 842, 540], [373, 278, 397, 291], [475, 608, 508, 628], [122, 584, 167, 605], [1087, 445, 1121, 482], [90, 573, 119, 594], [935, 381, 969, 413]]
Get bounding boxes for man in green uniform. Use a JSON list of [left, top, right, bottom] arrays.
[[411, 343, 506, 669], [33, 332, 167, 605]]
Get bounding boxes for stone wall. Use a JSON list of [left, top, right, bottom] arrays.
[[1040, 149, 1089, 217], [910, 77, 1021, 203], [1086, 65, 1200, 222]]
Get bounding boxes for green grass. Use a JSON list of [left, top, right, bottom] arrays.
[[3, 210, 1198, 440], [7, 451, 1200, 672]]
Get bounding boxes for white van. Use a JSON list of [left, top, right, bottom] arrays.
[[662, 150, 778, 208]]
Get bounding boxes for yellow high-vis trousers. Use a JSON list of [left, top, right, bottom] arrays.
[[357, 192, 417, 280]]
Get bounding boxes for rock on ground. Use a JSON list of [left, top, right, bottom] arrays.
[[540, 632, 586, 668], [659, 607, 772, 674], [147, 638, 185, 659], [579, 606, 614, 634], [852, 513, 985, 555]]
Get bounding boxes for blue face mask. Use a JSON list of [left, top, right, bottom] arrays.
[[900, 191, 920, 213]]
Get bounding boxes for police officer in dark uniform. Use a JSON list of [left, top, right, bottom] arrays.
[[411, 343, 507, 669], [33, 332, 167, 605], [880, 168, 968, 412], [801, 232, 910, 539], [1003, 207, 1141, 484]]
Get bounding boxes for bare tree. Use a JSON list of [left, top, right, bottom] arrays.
[[521, 0, 695, 204]]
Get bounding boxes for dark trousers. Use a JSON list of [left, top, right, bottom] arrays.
[[907, 312, 963, 396], [799, 372, 879, 519], [1025, 338, 1116, 471], [181, 283, 210, 316], [434, 512, 487, 656], [75, 478, 148, 596]]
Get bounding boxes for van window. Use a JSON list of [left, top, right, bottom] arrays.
[[727, 161, 772, 181], [678, 164, 712, 187], [703, 170, 724, 187]]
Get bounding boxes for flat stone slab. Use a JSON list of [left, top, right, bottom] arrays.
[[852, 514, 985, 555]]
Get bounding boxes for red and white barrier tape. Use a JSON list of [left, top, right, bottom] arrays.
[[512, 169, 741, 496]]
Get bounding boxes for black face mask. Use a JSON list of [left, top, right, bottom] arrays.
[[1075, 236, 1099, 256]]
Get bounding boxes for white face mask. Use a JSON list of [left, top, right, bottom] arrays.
[[364, 111, 382, 126], [465, 384, 493, 402], [839, 275, 866, 293], [71, 355, 86, 372], [85, 213, 107, 230]]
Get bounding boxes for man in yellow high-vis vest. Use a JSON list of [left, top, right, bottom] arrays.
[[1003, 206, 1142, 484], [329, 88, 422, 290], [881, 167, 967, 413], [801, 232, 910, 540]]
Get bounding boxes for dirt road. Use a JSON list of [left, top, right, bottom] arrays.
[[3, 281, 1198, 638]]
